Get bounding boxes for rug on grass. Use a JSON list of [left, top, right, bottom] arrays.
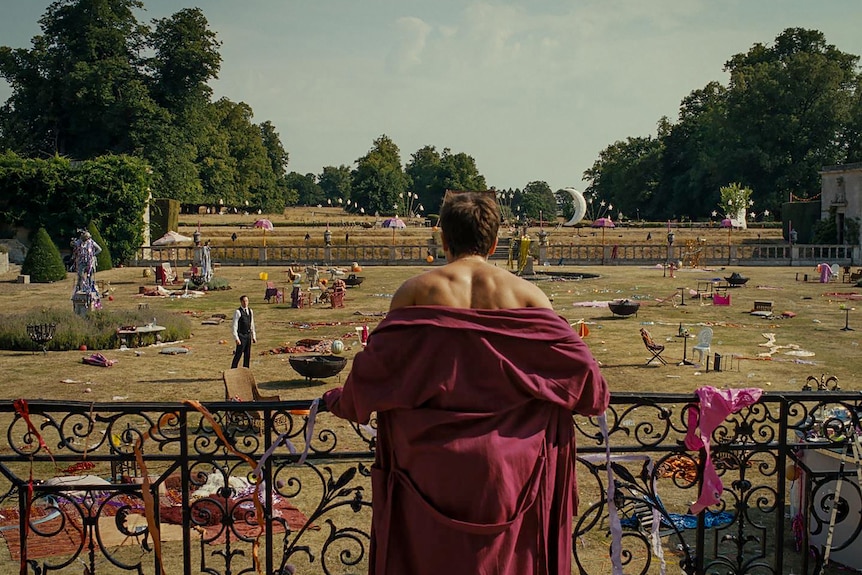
[[0, 493, 313, 561]]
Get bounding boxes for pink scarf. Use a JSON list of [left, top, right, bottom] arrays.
[[685, 386, 762, 514]]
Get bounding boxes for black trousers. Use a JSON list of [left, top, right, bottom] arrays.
[[231, 333, 252, 368]]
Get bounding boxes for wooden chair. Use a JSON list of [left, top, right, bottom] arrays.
[[330, 279, 346, 308], [640, 328, 667, 366], [222, 368, 282, 432], [264, 281, 283, 303]]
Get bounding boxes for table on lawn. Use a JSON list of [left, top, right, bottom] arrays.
[[117, 324, 166, 348]]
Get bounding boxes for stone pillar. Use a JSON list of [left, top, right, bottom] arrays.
[[537, 230, 548, 265], [72, 291, 99, 317]]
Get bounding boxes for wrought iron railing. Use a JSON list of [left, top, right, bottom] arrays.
[[1, 392, 861, 574]]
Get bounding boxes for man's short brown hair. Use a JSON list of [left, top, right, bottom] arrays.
[[439, 191, 500, 258]]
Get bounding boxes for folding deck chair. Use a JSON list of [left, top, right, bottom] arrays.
[[640, 328, 668, 365]]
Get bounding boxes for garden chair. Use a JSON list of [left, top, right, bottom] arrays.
[[330, 279, 346, 308], [691, 328, 713, 365], [640, 328, 667, 366], [264, 281, 283, 303], [222, 368, 283, 433], [156, 262, 177, 286]]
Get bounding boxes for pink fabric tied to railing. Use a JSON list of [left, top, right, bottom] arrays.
[[685, 386, 763, 514]]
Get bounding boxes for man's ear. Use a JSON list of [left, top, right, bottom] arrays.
[[488, 237, 498, 257]]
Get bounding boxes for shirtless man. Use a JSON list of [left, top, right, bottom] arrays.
[[390, 191, 549, 311], [323, 190, 608, 575]]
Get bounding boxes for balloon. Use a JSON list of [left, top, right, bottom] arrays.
[[559, 188, 587, 227], [786, 465, 798, 481], [259, 272, 268, 281], [79, 345, 88, 351], [331, 340, 344, 354], [426, 255, 434, 263]]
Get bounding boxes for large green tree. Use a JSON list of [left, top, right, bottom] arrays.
[[139, 7, 223, 201], [0, 0, 153, 159], [584, 28, 862, 221], [351, 135, 410, 216], [258, 120, 291, 211], [584, 134, 664, 220], [520, 181, 557, 222], [722, 28, 858, 212], [286, 172, 323, 206], [147, 7, 221, 111], [406, 145, 486, 215], [660, 83, 727, 220], [0, 0, 291, 211], [202, 98, 280, 210], [406, 146, 443, 214], [318, 165, 352, 205]]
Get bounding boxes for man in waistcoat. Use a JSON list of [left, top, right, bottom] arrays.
[[231, 295, 256, 368]]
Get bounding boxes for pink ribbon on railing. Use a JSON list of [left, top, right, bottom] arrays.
[[133, 400, 321, 575], [253, 398, 320, 478], [598, 413, 624, 575]]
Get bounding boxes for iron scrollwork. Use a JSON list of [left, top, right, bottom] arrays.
[[2, 394, 862, 573]]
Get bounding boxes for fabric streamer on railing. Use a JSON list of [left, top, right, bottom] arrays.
[[12, 399, 53, 461], [685, 386, 762, 514], [253, 399, 320, 477], [12, 399, 57, 575], [133, 400, 320, 575], [580, 450, 665, 575], [599, 413, 623, 575]]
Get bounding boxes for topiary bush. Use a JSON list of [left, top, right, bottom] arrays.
[[205, 277, 231, 291], [22, 227, 67, 282], [88, 221, 113, 271]]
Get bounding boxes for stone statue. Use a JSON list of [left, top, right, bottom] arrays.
[[72, 230, 102, 294]]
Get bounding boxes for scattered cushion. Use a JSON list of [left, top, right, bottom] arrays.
[[159, 347, 189, 355]]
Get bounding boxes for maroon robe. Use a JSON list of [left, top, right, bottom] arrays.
[[323, 306, 608, 575]]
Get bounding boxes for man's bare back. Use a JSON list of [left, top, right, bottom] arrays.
[[390, 255, 552, 311]]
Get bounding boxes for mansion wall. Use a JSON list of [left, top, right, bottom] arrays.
[[820, 162, 862, 247]]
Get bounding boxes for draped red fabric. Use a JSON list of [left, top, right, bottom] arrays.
[[324, 306, 608, 575]]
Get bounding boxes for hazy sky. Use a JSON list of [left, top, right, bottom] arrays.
[[2, 1, 862, 194]]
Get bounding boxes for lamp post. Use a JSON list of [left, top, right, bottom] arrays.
[[665, 231, 675, 277]]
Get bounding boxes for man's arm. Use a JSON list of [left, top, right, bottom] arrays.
[[250, 309, 256, 342], [231, 310, 240, 343]]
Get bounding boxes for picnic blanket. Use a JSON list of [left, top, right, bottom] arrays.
[[0, 486, 313, 560]]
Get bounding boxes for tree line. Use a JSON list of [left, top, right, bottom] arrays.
[[0, 1, 493, 220], [584, 27, 862, 223], [2, 3, 860, 232]]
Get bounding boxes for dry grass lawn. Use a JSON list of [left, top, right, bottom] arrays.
[[0, 257, 857, 403]]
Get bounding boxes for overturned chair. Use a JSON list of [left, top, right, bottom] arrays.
[[640, 328, 668, 366]]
